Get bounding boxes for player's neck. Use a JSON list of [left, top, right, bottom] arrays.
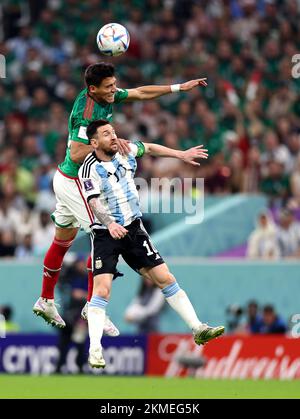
[[88, 91, 106, 105], [94, 150, 116, 162]]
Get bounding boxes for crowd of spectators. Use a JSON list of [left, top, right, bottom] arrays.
[[1, 0, 300, 256], [246, 208, 300, 259], [226, 300, 288, 335]]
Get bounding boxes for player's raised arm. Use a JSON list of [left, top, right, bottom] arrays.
[[70, 138, 131, 163], [143, 142, 209, 166], [125, 78, 207, 101]]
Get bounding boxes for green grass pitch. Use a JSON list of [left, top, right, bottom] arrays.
[[0, 375, 299, 398]]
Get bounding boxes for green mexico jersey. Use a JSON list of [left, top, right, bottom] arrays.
[[58, 87, 128, 177]]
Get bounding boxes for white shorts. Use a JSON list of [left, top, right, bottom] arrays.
[[51, 169, 94, 232]]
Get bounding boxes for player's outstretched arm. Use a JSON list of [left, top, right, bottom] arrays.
[[70, 138, 131, 162], [125, 78, 207, 101], [143, 143, 208, 166], [89, 197, 128, 239]]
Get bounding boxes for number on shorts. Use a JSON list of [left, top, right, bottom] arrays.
[[143, 240, 158, 256]]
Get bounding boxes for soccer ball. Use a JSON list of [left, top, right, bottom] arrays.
[[97, 23, 130, 56]]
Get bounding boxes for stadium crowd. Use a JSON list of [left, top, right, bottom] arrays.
[[1, 0, 300, 256]]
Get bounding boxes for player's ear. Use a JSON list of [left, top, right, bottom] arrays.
[[90, 137, 97, 148], [89, 85, 96, 94]]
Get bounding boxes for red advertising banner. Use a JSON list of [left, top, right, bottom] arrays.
[[147, 334, 300, 379]]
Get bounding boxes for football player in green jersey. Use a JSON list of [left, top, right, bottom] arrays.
[[33, 62, 207, 332]]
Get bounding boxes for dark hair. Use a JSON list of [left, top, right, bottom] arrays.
[[84, 62, 115, 87], [263, 304, 275, 314], [248, 300, 258, 309], [86, 119, 110, 140]]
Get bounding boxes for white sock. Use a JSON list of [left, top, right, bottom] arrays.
[[162, 282, 202, 331], [88, 296, 108, 351]]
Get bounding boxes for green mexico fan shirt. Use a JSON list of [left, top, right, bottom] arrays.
[[58, 87, 128, 177]]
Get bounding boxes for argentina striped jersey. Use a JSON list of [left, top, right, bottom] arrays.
[[79, 142, 145, 227]]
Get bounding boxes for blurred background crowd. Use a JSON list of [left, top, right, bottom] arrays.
[[1, 0, 300, 258]]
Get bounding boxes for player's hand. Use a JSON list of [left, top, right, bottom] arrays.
[[117, 138, 131, 155], [108, 222, 128, 240], [181, 145, 209, 166], [180, 78, 207, 91]]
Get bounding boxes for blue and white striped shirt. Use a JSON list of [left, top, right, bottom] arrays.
[[79, 142, 145, 227]]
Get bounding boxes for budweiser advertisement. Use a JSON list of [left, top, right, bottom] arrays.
[[147, 334, 300, 379]]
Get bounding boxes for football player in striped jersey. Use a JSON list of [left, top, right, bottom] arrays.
[[78, 119, 224, 368]]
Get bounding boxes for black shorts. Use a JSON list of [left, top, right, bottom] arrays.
[[91, 218, 164, 276]]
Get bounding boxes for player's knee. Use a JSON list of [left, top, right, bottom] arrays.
[[166, 272, 176, 285], [54, 227, 77, 241], [101, 288, 110, 300], [93, 284, 110, 300], [155, 271, 176, 288]]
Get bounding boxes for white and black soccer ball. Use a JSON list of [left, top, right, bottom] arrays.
[[96, 23, 130, 56]]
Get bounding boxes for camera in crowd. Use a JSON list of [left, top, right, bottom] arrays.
[[226, 304, 244, 332]]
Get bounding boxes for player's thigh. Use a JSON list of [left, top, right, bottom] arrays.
[[122, 220, 164, 272], [91, 230, 121, 277], [52, 170, 93, 232]]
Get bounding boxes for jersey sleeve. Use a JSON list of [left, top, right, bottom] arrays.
[[79, 160, 102, 202], [130, 141, 145, 158], [114, 88, 129, 104], [69, 93, 93, 144], [69, 112, 90, 145]]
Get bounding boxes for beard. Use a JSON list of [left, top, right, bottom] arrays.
[[104, 145, 118, 157], [106, 149, 117, 156]]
